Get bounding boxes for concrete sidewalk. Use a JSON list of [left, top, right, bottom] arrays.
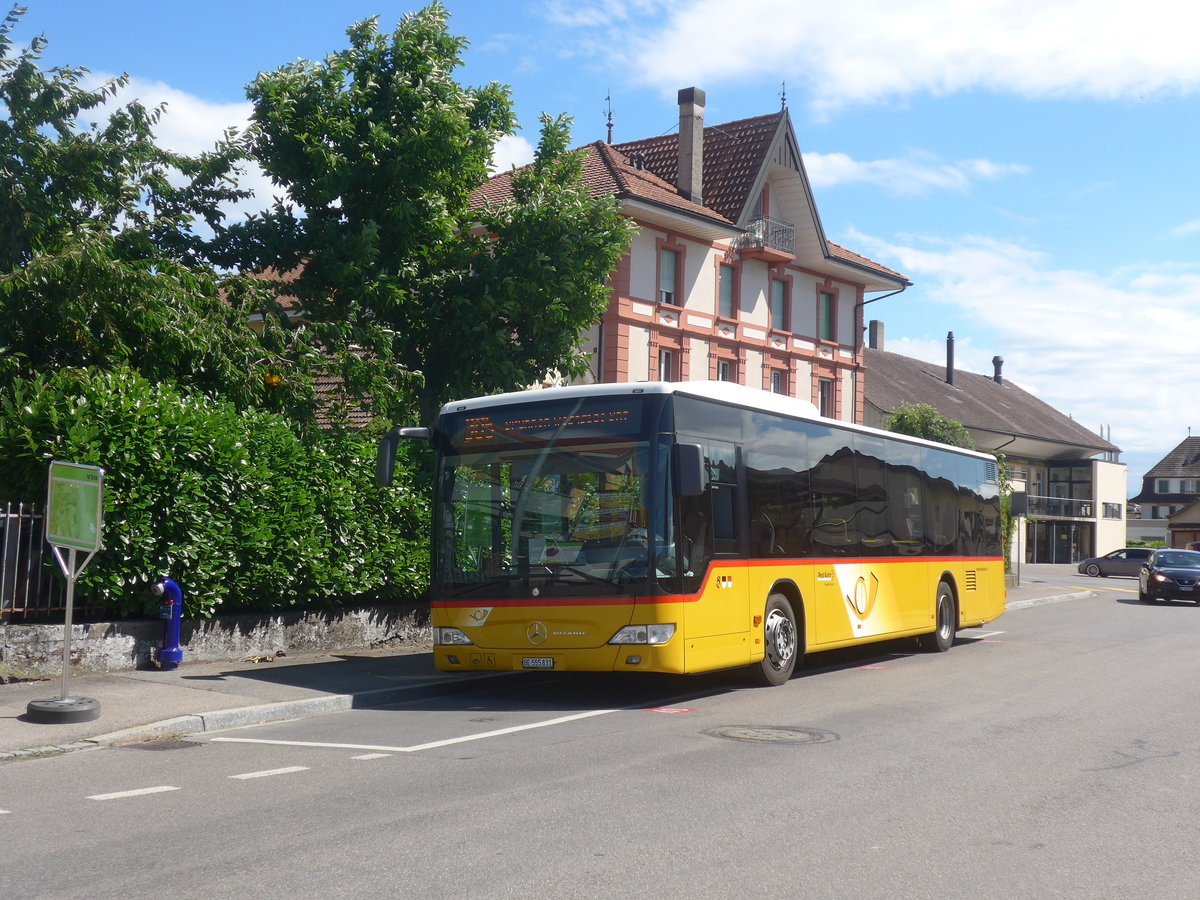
[[2, 574, 1092, 761]]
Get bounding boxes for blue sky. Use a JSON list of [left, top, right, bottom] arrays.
[[15, 0, 1200, 490]]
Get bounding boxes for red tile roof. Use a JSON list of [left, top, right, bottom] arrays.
[[473, 141, 735, 229], [615, 111, 783, 223]]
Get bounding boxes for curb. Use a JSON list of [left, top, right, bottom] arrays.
[[1, 671, 507, 761]]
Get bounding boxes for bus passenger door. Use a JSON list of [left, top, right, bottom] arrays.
[[678, 441, 750, 669]]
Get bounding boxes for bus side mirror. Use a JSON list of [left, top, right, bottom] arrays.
[[673, 442, 705, 497], [377, 427, 430, 486]]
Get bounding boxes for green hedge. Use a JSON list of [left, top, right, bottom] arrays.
[[0, 367, 429, 618]]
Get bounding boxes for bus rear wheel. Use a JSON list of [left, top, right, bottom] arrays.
[[918, 581, 955, 653], [754, 593, 799, 686]]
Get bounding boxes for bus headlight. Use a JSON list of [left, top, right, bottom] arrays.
[[434, 627, 474, 646], [609, 624, 675, 645]]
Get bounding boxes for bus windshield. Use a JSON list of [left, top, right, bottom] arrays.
[[438, 439, 670, 596]]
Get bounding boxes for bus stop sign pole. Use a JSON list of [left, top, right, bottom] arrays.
[[26, 461, 105, 725]]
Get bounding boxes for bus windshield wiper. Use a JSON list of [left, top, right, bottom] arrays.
[[527, 565, 626, 592]]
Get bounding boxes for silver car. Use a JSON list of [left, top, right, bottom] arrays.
[[1077, 547, 1153, 577]]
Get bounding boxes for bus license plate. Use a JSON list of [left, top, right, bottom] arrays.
[[522, 657, 555, 670]]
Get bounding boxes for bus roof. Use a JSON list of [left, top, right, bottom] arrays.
[[439, 381, 994, 462]]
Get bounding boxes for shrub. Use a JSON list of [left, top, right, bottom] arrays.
[[0, 367, 428, 618]]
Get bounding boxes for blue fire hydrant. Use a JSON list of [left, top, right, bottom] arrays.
[[151, 577, 184, 671]]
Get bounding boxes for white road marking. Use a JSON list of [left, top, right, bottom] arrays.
[[88, 786, 180, 801], [0, 809, 10, 814], [229, 766, 310, 780], [351, 753, 391, 760], [966, 630, 1005, 638], [210, 708, 619, 754]]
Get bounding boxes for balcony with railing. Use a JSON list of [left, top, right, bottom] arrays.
[[737, 216, 795, 263], [1027, 495, 1094, 520]]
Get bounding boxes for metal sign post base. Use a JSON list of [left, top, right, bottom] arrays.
[[25, 696, 101, 724], [25, 542, 102, 725]]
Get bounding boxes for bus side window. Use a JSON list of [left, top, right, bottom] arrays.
[[710, 483, 737, 555]]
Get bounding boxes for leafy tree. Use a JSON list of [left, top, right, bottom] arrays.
[[0, 6, 317, 420], [221, 3, 635, 426], [883, 403, 975, 449]]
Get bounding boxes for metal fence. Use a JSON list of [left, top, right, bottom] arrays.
[[1, 501, 79, 622]]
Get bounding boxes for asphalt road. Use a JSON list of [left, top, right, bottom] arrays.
[[3, 578, 1198, 899]]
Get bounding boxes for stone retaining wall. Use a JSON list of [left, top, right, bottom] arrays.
[[0, 604, 431, 680]]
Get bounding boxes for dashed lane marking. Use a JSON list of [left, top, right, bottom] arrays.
[[87, 786, 180, 801], [351, 753, 391, 760], [229, 766, 309, 780]]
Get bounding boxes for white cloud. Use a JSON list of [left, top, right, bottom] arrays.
[[804, 150, 1027, 196], [1168, 219, 1200, 238], [565, 0, 1200, 115], [491, 133, 536, 172], [87, 74, 279, 224], [846, 226, 1200, 466]]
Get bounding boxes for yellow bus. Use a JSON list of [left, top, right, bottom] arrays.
[[378, 381, 1005, 685]]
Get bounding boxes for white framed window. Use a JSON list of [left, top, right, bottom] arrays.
[[659, 349, 675, 381], [818, 378, 834, 417], [770, 370, 785, 394], [818, 291, 835, 341], [770, 279, 788, 331], [718, 359, 733, 382], [718, 265, 735, 318], [659, 248, 678, 305]]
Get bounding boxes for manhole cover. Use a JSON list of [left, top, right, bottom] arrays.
[[123, 739, 204, 751], [703, 726, 839, 744]]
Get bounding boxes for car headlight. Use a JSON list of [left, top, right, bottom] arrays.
[[434, 627, 474, 646], [609, 624, 675, 645], [1153, 572, 1172, 584]]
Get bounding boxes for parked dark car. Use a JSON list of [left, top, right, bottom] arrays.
[[1077, 547, 1152, 577], [1138, 549, 1200, 603]]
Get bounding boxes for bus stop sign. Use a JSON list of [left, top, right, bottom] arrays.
[[26, 461, 106, 724], [46, 461, 104, 554]]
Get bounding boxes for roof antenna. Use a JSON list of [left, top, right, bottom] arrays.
[[780, 81, 787, 110], [605, 91, 613, 144]]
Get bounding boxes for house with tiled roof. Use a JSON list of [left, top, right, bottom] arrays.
[[474, 88, 910, 421], [1128, 436, 1200, 545], [861, 326, 1127, 564]]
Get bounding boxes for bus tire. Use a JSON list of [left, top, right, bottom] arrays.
[[754, 593, 799, 686], [919, 581, 955, 653]]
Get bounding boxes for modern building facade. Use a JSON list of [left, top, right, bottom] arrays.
[[862, 327, 1126, 564], [475, 88, 910, 420]]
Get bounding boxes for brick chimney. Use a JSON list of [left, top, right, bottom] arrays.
[[677, 87, 705, 204], [868, 320, 884, 350]]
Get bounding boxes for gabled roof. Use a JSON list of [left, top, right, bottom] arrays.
[[863, 347, 1118, 458], [614, 111, 783, 224], [473, 100, 906, 288], [1142, 436, 1200, 478], [1130, 436, 1200, 503]]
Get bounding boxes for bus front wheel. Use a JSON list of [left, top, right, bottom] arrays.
[[918, 581, 956, 653], [754, 593, 799, 686]]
